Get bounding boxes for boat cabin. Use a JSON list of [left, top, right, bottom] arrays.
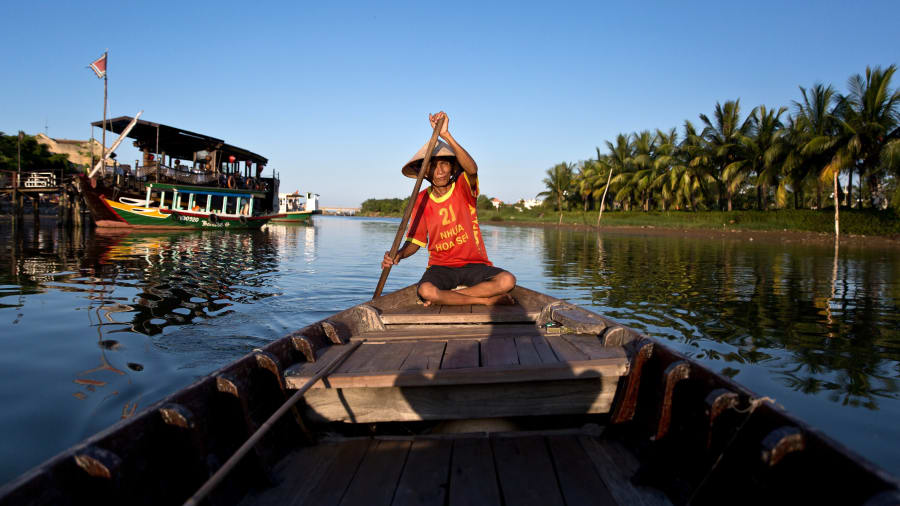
[[89, 116, 280, 214], [278, 192, 319, 214], [143, 183, 269, 218]]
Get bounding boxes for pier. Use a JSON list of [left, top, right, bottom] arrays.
[[0, 169, 89, 227]]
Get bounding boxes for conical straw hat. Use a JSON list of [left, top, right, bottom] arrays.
[[401, 140, 458, 179]]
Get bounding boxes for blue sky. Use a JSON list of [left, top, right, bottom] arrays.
[[2, 1, 898, 207]]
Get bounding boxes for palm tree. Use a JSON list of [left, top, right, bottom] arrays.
[[537, 162, 574, 225], [831, 65, 900, 208], [596, 134, 631, 224], [729, 105, 787, 210], [651, 128, 679, 211], [700, 100, 755, 210], [789, 83, 840, 209], [679, 120, 717, 210], [629, 131, 660, 211], [575, 160, 600, 213]]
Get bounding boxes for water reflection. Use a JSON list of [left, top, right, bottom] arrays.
[[0, 226, 286, 337], [539, 227, 900, 410], [0, 220, 328, 483]]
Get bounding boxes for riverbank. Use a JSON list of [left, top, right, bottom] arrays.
[[359, 208, 900, 242]]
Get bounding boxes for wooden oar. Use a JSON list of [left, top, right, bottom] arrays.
[[182, 340, 363, 506], [372, 116, 445, 299]]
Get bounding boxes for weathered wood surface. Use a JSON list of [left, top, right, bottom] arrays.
[[547, 435, 618, 506], [379, 306, 540, 324], [398, 341, 446, 371], [493, 436, 565, 506], [290, 356, 626, 390], [354, 323, 543, 341], [449, 437, 502, 506], [284, 341, 626, 389], [242, 431, 671, 506], [579, 436, 673, 506], [339, 439, 411, 506], [392, 439, 453, 506], [300, 379, 619, 423], [441, 339, 480, 370]]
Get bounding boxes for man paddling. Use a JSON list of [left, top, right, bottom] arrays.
[[381, 111, 516, 306]]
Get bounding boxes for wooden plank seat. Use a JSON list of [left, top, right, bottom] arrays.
[[239, 431, 672, 506], [378, 300, 544, 324], [284, 332, 629, 423], [285, 338, 627, 389]]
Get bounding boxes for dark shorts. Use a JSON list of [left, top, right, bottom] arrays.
[[418, 263, 507, 291]]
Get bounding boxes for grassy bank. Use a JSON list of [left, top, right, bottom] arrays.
[[360, 208, 900, 237]]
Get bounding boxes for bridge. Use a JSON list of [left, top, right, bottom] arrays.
[[320, 207, 360, 216]]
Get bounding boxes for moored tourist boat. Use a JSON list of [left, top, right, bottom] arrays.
[[1, 286, 897, 505], [271, 191, 322, 224], [78, 116, 284, 229]]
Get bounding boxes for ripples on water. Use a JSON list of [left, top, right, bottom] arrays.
[[0, 216, 898, 484]]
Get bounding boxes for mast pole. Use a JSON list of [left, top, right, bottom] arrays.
[[101, 50, 108, 177]]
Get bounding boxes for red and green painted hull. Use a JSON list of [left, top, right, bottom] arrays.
[[78, 176, 282, 230]]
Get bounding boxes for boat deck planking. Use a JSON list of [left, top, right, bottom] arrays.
[[286, 335, 627, 389], [379, 302, 542, 324], [240, 431, 672, 506], [285, 308, 629, 423]]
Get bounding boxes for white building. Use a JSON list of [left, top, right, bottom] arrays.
[[521, 198, 542, 209]]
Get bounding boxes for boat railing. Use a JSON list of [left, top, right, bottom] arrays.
[[135, 164, 217, 185]]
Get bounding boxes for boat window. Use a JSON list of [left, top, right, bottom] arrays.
[[192, 195, 208, 212], [225, 198, 237, 215]]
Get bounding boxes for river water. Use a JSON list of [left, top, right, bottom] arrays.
[[1, 216, 898, 484]]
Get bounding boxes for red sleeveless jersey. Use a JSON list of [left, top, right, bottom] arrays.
[[405, 172, 491, 267]]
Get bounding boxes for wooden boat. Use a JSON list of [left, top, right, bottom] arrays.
[[1, 286, 898, 506], [79, 117, 284, 229], [271, 191, 322, 224]]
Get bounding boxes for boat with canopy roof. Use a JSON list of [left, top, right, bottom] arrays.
[[79, 116, 285, 229]]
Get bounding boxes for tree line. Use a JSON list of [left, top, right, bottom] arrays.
[[539, 65, 900, 221], [360, 194, 496, 215], [0, 132, 73, 173]]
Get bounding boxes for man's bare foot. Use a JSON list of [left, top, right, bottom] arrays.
[[423, 300, 433, 307], [485, 293, 516, 306]]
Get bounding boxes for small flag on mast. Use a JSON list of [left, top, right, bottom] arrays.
[[89, 53, 107, 79]]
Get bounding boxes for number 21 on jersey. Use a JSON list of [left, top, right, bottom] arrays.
[[439, 205, 457, 225]]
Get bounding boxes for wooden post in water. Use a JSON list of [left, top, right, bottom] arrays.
[[58, 190, 67, 227], [101, 51, 107, 175], [14, 132, 22, 219], [73, 195, 83, 228]]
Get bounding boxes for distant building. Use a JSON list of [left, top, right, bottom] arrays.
[[34, 134, 102, 168], [491, 198, 503, 209], [521, 198, 542, 209]]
